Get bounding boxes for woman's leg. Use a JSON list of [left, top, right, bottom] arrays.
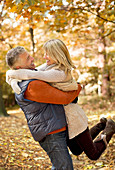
[[73, 119, 115, 160], [68, 127, 106, 159], [67, 136, 83, 156], [68, 118, 107, 156], [74, 128, 106, 160]]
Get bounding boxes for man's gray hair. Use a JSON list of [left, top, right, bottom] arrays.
[[6, 46, 26, 68]]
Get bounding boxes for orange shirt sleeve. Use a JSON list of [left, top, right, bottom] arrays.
[[24, 80, 82, 105]]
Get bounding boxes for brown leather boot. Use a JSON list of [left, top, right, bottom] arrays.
[[95, 119, 115, 146], [102, 119, 115, 143], [89, 117, 107, 140], [100, 117, 107, 125]]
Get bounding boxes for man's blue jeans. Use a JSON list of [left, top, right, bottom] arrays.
[[39, 130, 73, 170]]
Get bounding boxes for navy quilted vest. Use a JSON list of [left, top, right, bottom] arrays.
[[15, 80, 66, 141]]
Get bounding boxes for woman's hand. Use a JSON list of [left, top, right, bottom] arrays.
[[6, 69, 31, 84], [6, 70, 17, 84], [10, 79, 22, 94]]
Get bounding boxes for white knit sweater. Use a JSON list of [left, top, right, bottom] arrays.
[[37, 64, 88, 138]]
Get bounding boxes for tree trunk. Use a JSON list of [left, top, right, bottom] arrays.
[[0, 85, 9, 117], [95, 0, 110, 96], [101, 28, 110, 96], [98, 23, 110, 96], [29, 27, 35, 57]]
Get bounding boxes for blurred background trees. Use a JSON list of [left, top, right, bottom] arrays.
[[0, 0, 115, 116]]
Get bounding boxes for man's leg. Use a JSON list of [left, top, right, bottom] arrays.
[[39, 130, 73, 170]]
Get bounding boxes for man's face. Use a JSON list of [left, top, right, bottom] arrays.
[[16, 51, 35, 69]]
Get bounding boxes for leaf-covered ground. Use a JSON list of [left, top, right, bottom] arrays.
[[0, 95, 115, 170]]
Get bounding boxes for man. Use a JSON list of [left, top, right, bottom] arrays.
[[6, 46, 81, 170]]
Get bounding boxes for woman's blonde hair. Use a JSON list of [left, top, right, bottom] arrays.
[[43, 39, 75, 72]]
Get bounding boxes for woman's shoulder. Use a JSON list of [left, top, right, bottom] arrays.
[[35, 63, 47, 71]]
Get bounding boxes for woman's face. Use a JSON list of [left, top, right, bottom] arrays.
[[43, 52, 56, 65]]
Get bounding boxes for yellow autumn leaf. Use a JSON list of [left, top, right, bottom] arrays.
[[22, 152, 29, 157], [9, 5, 17, 13], [16, 15, 22, 21]]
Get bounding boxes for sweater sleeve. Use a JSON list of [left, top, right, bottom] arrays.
[[24, 69, 66, 82], [6, 68, 66, 83], [24, 80, 82, 105]]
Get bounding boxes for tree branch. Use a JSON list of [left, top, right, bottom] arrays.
[[102, 30, 115, 38], [60, 4, 115, 24], [77, 30, 115, 41], [85, 9, 115, 24]]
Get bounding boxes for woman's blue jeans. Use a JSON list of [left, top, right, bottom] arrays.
[[39, 130, 73, 170]]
